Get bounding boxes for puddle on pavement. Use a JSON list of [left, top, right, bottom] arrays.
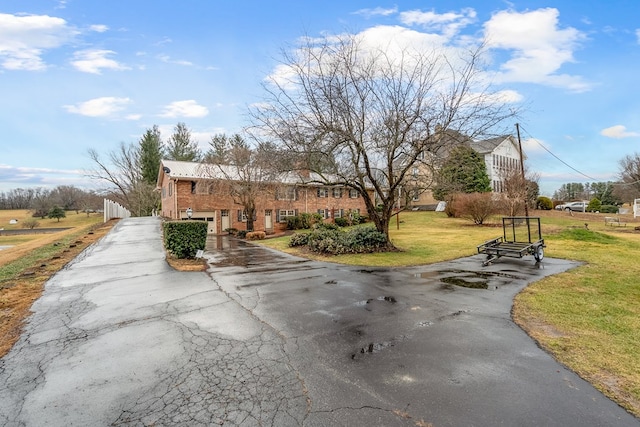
[[415, 269, 524, 291], [354, 296, 398, 308], [351, 334, 408, 360]]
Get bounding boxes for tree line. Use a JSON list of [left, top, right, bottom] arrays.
[[0, 185, 103, 216], [552, 153, 640, 205]]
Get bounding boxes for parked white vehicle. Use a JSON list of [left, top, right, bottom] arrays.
[[555, 201, 588, 212]]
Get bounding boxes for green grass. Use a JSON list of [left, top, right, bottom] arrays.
[[260, 210, 640, 415]]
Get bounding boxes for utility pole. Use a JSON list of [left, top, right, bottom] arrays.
[[516, 123, 529, 217]]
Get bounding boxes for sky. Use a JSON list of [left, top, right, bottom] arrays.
[[1, 0, 639, 197]]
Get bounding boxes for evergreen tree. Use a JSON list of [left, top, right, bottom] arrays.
[[165, 122, 201, 161], [48, 205, 66, 222], [138, 125, 164, 185], [433, 145, 492, 200]]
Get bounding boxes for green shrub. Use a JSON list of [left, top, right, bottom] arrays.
[[163, 220, 207, 259], [237, 230, 248, 239], [246, 231, 266, 240], [314, 222, 339, 231], [334, 217, 349, 227], [289, 232, 309, 247], [536, 196, 553, 210], [587, 198, 602, 212], [600, 205, 619, 214], [346, 226, 388, 251], [299, 225, 388, 255], [286, 213, 321, 230], [225, 227, 238, 235], [350, 212, 366, 225]]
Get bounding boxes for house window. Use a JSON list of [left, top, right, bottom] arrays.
[[412, 190, 420, 201], [317, 188, 328, 198], [278, 209, 296, 222], [334, 209, 344, 219], [332, 187, 343, 198], [194, 181, 214, 195], [168, 182, 173, 196], [317, 209, 328, 219], [349, 189, 359, 198], [412, 167, 419, 177], [276, 186, 297, 200]]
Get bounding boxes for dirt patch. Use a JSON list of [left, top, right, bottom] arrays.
[[165, 256, 207, 272]]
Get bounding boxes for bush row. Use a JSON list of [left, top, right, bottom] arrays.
[[289, 225, 388, 255], [163, 220, 207, 259]]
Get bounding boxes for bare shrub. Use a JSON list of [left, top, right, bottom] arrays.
[[454, 192, 495, 225], [22, 219, 40, 229], [246, 231, 266, 240]]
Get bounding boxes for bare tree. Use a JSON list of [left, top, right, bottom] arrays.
[[499, 167, 539, 216], [202, 134, 281, 231], [252, 33, 517, 245], [86, 142, 159, 216], [616, 153, 640, 203]]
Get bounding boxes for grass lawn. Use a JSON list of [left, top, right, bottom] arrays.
[[260, 209, 640, 416]]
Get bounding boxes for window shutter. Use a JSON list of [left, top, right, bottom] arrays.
[[276, 210, 280, 223], [253, 211, 257, 221], [294, 188, 298, 201], [275, 191, 279, 200], [317, 188, 321, 197], [237, 210, 242, 221]]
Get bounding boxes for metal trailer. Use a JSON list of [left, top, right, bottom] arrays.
[[477, 216, 545, 266]]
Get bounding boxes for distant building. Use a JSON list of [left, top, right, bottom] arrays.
[[469, 135, 523, 194], [402, 133, 523, 209]]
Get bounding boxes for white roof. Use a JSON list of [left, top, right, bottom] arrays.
[[159, 160, 337, 186]]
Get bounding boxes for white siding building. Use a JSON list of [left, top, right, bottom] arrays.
[[470, 135, 523, 193]]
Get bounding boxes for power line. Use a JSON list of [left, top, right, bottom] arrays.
[[518, 125, 600, 181], [519, 125, 640, 187]]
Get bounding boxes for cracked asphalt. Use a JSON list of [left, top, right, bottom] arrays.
[[0, 217, 638, 426]]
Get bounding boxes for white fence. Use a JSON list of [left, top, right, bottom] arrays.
[[634, 198, 639, 218], [103, 199, 131, 222]]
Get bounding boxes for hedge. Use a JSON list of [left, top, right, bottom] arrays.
[[163, 220, 207, 259]]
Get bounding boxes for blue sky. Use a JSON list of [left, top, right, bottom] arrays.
[[1, 0, 639, 196]]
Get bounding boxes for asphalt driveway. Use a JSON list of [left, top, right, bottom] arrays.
[[0, 217, 637, 426]]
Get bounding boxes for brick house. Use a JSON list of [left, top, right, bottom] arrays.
[[157, 160, 371, 234]]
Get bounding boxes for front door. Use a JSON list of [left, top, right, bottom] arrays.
[[221, 210, 230, 232], [265, 209, 273, 230]]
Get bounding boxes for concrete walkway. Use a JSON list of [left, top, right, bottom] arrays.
[[0, 217, 638, 426]]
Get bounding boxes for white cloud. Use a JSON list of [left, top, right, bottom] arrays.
[[158, 54, 193, 66], [64, 97, 132, 117], [0, 164, 89, 191], [90, 24, 108, 33], [600, 125, 639, 139], [159, 100, 209, 118], [125, 114, 142, 121], [400, 8, 476, 38], [522, 137, 549, 155], [636, 29, 640, 44], [483, 8, 590, 92], [71, 49, 130, 74], [0, 13, 78, 70], [352, 7, 398, 19]]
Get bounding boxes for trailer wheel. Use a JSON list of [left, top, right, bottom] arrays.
[[534, 245, 544, 262]]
